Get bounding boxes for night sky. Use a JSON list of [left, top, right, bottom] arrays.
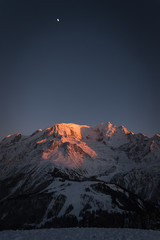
[[0, 0, 160, 139]]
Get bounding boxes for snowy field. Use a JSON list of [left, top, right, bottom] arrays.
[[0, 228, 160, 240]]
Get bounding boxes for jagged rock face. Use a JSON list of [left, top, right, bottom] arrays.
[[0, 122, 160, 229]]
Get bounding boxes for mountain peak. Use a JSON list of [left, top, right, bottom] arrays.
[[94, 122, 130, 137], [1, 133, 22, 144], [118, 125, 130, 135], [48, 123, 90, 140]]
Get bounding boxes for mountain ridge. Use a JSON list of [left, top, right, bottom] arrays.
[[0, 122, 160, 229], [0, 122, 138, 141]]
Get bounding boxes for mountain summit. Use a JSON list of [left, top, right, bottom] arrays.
[[0, 122, 160, 230]]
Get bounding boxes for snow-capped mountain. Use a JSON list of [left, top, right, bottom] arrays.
[[0, 122, 160, 230]]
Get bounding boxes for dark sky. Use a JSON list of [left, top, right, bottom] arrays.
[[0, 0, 160, 138]]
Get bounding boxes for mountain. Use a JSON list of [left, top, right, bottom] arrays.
[[0, 122, 160, 230]]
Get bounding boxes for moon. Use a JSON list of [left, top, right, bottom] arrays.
[[56, 18, 60, 22]]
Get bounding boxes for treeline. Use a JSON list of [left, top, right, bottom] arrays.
[[42, 209, 160, 230]]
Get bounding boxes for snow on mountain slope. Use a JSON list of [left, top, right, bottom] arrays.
[[0, 177, 156, 230], [0, 122, 160, 199], [0, 122, 160, 229]]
